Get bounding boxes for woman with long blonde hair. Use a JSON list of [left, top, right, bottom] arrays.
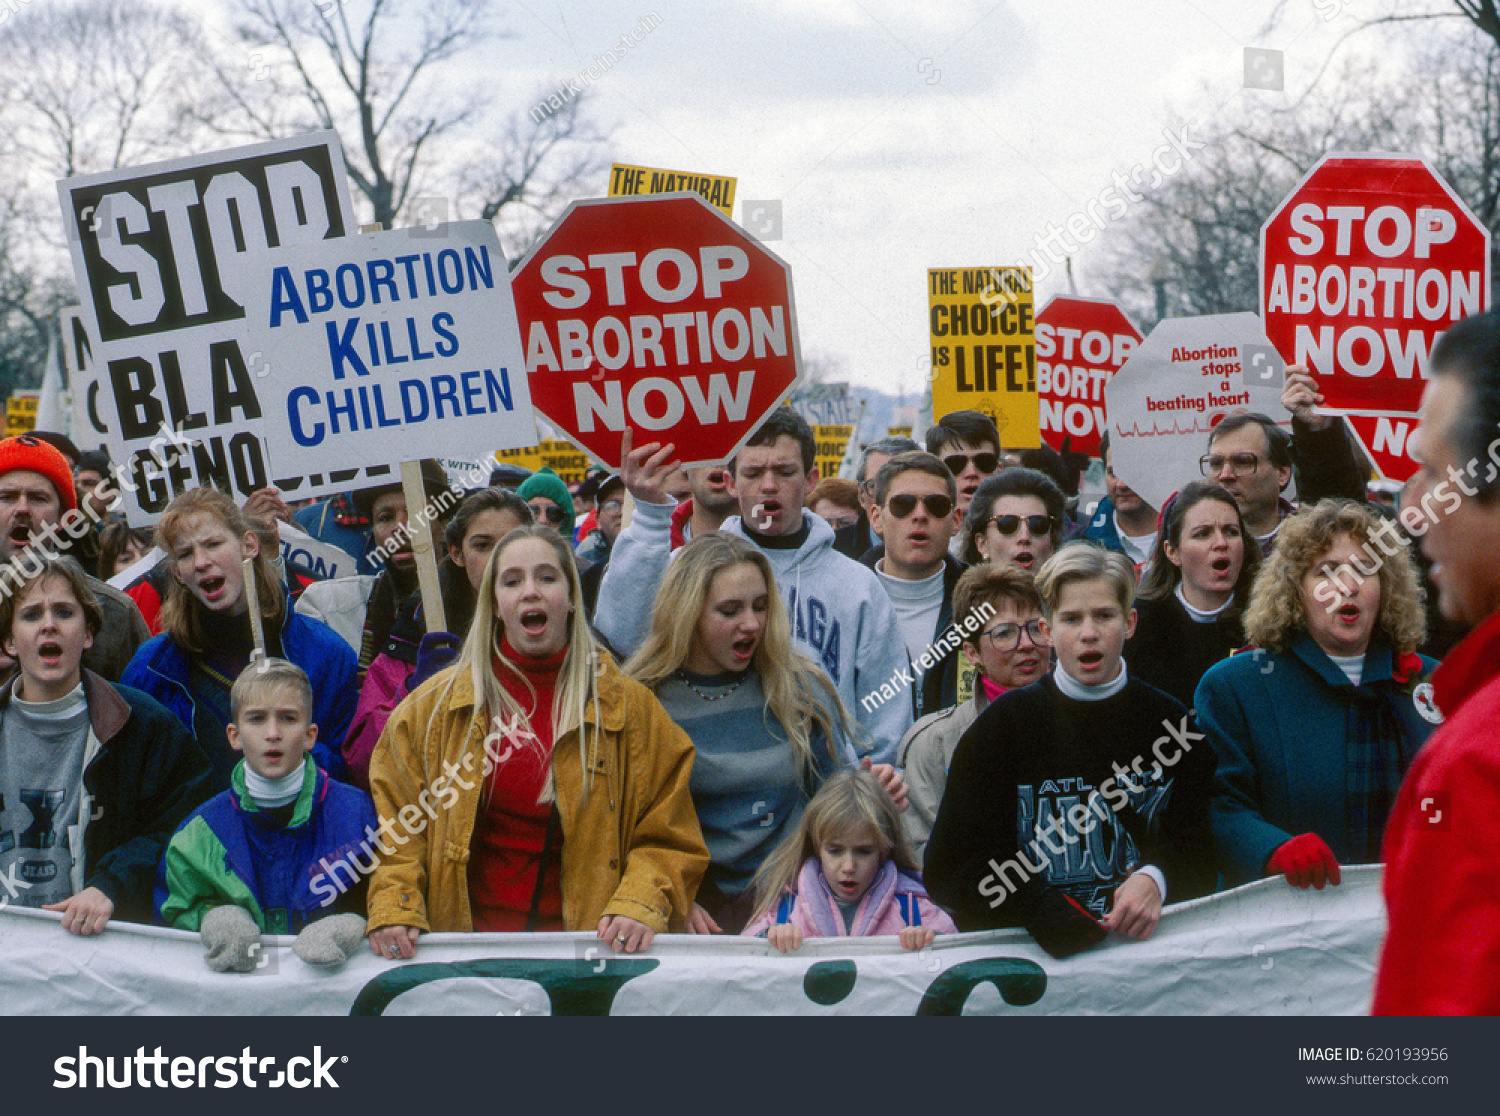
[[626, 532, 904, 934], [1196, 499, 1440, 891], [367, 524, 707, 960], [121, 487, 356, 788]]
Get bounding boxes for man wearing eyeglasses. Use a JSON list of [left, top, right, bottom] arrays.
[[1199, 366, 1367, 553], [867, 452, 966, 719], [925, 411, 1004, 555]]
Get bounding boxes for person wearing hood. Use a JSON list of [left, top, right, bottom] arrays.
[[594, 411, 913, 765], [517, 468, 576, 540]]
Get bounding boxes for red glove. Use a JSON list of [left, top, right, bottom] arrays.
[[1266, 834, 1342, 890]]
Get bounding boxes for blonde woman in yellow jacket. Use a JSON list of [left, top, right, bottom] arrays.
[[366, 525, 708, 960]]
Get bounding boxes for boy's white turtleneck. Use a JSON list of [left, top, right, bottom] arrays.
[[1054, 659, 1129, 701], [244, 760, 307, 808]]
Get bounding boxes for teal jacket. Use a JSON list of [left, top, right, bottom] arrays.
[[155, 759, 376, 933], [1195, 633, 1439, 885]]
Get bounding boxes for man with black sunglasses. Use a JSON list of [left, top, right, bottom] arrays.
[[867, 452, 967, 719], [925, 411, 1004, 546]]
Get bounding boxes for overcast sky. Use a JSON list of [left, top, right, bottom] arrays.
[[478, 0, 1377, 400]]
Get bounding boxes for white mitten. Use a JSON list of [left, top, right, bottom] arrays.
[[200, 905, 262, 973], [293, 913, 368, 966]]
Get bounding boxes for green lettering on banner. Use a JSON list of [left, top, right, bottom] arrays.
[[915, 958, 1047, 1016], [348, 957, 660, 1016], [802, 960, 857, 1005]]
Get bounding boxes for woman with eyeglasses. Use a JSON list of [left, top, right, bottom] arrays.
[[624, 532, 907, 934], [959, 468, 1067, 572], [899, 563, 1051, 858], [516, 468, 576, 540], [1124, 483, 1260, 710]]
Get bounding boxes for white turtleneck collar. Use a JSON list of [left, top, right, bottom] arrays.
[[1054, 658, 1129, 701], [1175, 583, 1233, 623], [244, 760, 307, 808]]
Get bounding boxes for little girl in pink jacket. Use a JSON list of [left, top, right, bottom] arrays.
[[743, 769, 957, 952]]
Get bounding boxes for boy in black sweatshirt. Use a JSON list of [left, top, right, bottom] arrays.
[[925, 543, 1216, 958]]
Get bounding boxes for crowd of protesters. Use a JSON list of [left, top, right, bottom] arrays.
[[3, 314, 1500, 1013]]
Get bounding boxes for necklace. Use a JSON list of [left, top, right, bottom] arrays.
[[674, 669, 748, 701]]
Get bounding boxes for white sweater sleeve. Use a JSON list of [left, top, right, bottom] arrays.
[[850, 575, 916, 767], [592, 498, 678, 658]]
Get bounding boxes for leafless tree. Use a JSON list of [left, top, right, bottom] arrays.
[[207, 0, 607, 240], [1089, 28, 1500, 323]]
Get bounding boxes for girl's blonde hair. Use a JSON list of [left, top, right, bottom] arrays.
[[748, 769, 920, 923], [1243, 499, 1426, 655], [624, 531, 853, 780], [428, 523, 603, 805], [155, 487, 283, 656]]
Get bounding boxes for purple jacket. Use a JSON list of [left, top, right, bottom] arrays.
[[743, 856, 957, 939], [345, 652, 413, 793]]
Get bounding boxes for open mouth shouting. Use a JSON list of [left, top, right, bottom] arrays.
[[1336, 604, 1362, 626], [36, 640, 64, 669], [1075, 650, 1106, 673], [731, 634, 758, 663], [518, 608, 551, 637], [197, 574, 229, 605], [1011, 550, 1036, 570]]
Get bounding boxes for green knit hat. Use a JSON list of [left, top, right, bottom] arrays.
[[516, 467, 576, 538]]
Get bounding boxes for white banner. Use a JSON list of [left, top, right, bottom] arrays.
[[0, 868, 1384, 1016]]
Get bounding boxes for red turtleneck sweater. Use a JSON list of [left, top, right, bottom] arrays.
[[467, 638, 567, 932]]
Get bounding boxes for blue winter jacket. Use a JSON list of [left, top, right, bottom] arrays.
[[1195, 632, 1439, 884], [155, 759, 377, 933], [121, 604, 356, 787]]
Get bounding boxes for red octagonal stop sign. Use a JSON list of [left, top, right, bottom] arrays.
[[1261, 154, 1490, 420], [1035, 295, 1142, 456], [511, 192, 801, 469]]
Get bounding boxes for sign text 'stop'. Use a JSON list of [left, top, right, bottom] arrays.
[[511, 193, 801, 469]]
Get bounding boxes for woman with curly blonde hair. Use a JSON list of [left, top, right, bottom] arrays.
[[1194, 499, 1440, 890]]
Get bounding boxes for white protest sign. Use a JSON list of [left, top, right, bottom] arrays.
[[0, 868, 1383, 1016], [277, 520, 357, 582], [790, 383, 863, 427], [243, 221, 536, 478], [1104, 313, 1292, 511], [60, 306, 108, 454], [58, 132, 367, 522]]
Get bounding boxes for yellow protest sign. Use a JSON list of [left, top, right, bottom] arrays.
[[928, 267, 1038, 449], [5, 392, 39, 438], [608, 162, 737, 217], [495, 440, 601, 485], [813, 424, 856, 481], [887, 426, 912, 439]]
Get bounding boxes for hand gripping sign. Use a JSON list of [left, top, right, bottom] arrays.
[[1261, 154, 1490, 423], [510, 193, 803, 469]]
